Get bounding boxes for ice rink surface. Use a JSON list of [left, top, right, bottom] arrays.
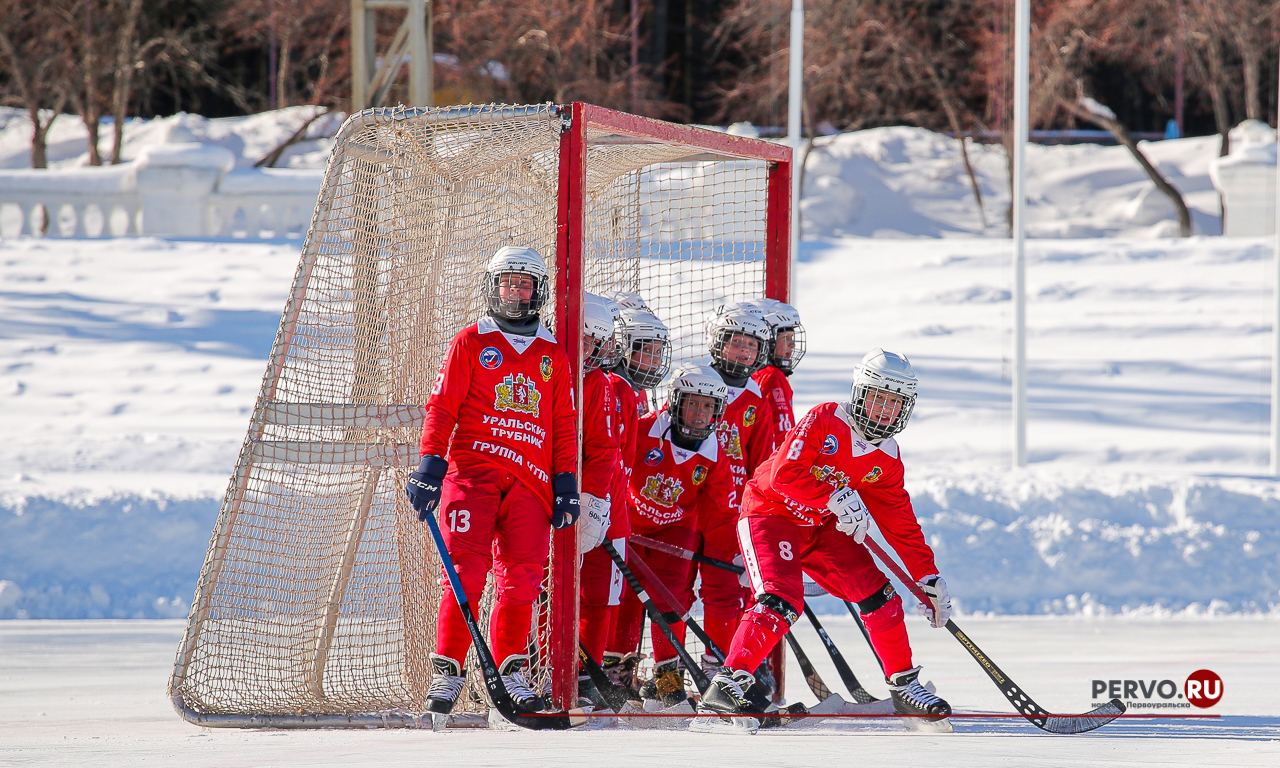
[[2, 615, 1276, 767]]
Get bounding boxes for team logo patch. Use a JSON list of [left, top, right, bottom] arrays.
[[494, 373, 541, 416], [811, 464, 851, 488], [692, 465, 708, 485], [717, 422, 744, 460], [640, 474, 685, 507], [645, 447, 664, 466], [479, 346, 503, 369], [821, 434, 839, 455], [540, 355, 553, 382], [743, 405, 757, 427], [862, 466, 883, 484]]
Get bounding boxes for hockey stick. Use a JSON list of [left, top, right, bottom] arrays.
[[784, 632, 833, 702], [859, 536, 1126, 735], [630, 533, 876, 704], [600, 540, 713, 695], [420, 507, 585, 730], [578, 643, 636, 712]]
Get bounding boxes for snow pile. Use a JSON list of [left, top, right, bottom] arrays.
[[800, 127, 1224, 238], [3, 235, 1278, 617]]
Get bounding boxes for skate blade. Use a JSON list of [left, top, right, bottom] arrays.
[[688, 712, 759, 735], [430, 712, 449, 732], [900, 715, 953, 733], [579, 706, 618, 729], [842, 698, 896, 715], [619, 699, 695, 729]]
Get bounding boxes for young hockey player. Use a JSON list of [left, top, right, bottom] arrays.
[[609, 363, 734, 706], [693, 305, 776, 671], [698, 349, 954, 725], [600, 305, 672, 695], [406, 246, 580, 716], [576, 295, 624, 705], [747, 299, 806, 444]]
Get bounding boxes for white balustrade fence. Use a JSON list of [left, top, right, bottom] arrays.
[[0, 142, 322, 241]]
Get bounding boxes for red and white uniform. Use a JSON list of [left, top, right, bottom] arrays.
[[421, 317, 578, 665], [752, 364, 795, 445], [725, 401, 938, 678], [690, 379, 774, 652], [609, 410, 732, 664], [578, 368, 622, 663]]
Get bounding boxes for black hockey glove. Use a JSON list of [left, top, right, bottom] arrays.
[[551, 472, 580, 529], [406, 455, 449, 521]]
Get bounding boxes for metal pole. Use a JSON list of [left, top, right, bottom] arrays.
[[1271, 61, 1280, 474], [1012, 0, 1029, 467], [787, 0, 804, 285], [407, 0, 431, 107], [350, 0, 367, 110]]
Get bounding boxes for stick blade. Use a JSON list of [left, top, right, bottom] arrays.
[[1039, 698, 1126, 735]]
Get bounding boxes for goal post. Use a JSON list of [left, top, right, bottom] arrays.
[[170, 102, 792, 727]]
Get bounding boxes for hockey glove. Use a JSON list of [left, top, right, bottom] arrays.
[[827, 486, 869, 542], [551, 473, 580, 529], [577, 493, 610, 552], [916, 575, 952, 628], [407, 455, 449, 521]]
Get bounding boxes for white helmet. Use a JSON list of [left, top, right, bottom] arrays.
[[706, 304, 772, 378], [666, 362, 728, 442], [611, 291, 649, 311], [758, 300, 806, 373], [583, 293, 620, 371], [484, 245, 548, 321], [616, 308, 671, 389], [850, 348, 917, 442]]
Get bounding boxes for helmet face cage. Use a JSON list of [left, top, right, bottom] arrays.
[[710, 328, 768, 378], [584, 328, 620, 372], [669, 389, 727, 442], [621, 336, 671, 389], [851, 383, 916, 442], [484, 269, 548, 321], [770, 324, 807, 373]]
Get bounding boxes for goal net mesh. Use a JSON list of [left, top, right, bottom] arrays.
[[170, 103, 771, 722]]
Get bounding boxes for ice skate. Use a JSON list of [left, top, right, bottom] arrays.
[[690, 668, 759, 734], [889, 666, 953, 732], [601, 651, 643, 701], [425, 654, 466, 730], [639, 658, 689, 708], [498, 654, 548, 713]]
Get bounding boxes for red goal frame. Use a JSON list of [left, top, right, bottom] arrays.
[[550, 102, 793, 708]]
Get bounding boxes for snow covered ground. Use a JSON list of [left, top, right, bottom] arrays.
[[2, 617, 1276, 766]]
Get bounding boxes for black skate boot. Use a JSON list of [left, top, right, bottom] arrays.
[[889, 666, 951, 726], [602, 651, 642, 700], [426, 654, 466, 715], [498, 654, 548, 713], [639, 658, 688, 707], [578, 674, 610, 710], [691, 668, 760, 734]]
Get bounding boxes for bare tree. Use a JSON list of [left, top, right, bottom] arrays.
[[0, 2, 75, 168]]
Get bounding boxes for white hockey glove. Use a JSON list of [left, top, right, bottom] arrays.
[[916, 575, 952, 628], [828, 486, 869, 542], [577, 493, 610, 553]]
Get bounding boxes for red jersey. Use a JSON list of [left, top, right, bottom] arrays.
[[752, 364, 795, 445], [712, 378, 775, 515], [740, 401, 938, 581], [581, 368, 619, 499], [626, 410, 733, 533], [607, 373, 641, 538], [420, 317, 578, 511]]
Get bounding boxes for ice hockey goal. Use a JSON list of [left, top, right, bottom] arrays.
[[169, 102, 792, 727]]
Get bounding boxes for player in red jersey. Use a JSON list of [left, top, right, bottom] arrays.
[[609, 363, 733, 707], [698, 349, 954, 725], [575, 294, 624, 706], [692, 305, 775, 676], [747, 299, 806, 444], [600, 305, 672, 695], [405, 246, 580, 716]]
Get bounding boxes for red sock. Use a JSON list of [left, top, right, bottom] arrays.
[[607, 591, 645, 656], [650, 620, 686, 664], [861, 595, 913, 677], [579, 605, 611, 664], [435, 593, 473, 663], [702, 611, 738, 658], [723, 604, 789, 673], [489, 601, 534, 664]]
